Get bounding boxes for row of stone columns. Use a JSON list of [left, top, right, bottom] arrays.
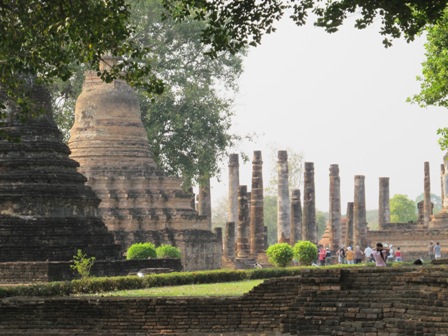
[[222, 152, 440, 259]]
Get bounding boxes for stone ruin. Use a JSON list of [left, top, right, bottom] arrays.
[[68, 58, 221, 271], [0, 80, 175, 283], [368, 159, 448, 260], [0, 81, 120, 263], [220, 148, 448, 264]]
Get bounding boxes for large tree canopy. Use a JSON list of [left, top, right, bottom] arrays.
[[161, 0, 448, 56], [0, 1, 166, 113], [52, 0, 245, 187], [390, 194, 417, 223], [409, 9, 448, 150]]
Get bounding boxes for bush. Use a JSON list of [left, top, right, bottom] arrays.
[[126, 242, 156, 260], [293, 241, 318, 266], [156, 244, 181, 259], [70, 249, 96, 279], [266, 243, 294, 267]]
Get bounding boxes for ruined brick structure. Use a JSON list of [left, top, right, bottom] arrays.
[[353, 175, 368, 248], [289, 189, 302, 245], [328, 164, 341, 252], [378, 177, 390, 230], [249, 151, 266, 258], [277, 150, 290, 243], [227, 154, 239, 234], [68, 59, 220, 271], [3, 268, 448, 335], [0, 81, 120, 263], [236, 186, 250, 259], [344, 202, 354, 248], [368, 160, 448, 260], [302, 162, 317, 243]]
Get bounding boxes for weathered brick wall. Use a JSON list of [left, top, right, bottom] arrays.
[[0, 259, 182, 284], [2, 268, 448, 335], [368, 226, 448, 261]]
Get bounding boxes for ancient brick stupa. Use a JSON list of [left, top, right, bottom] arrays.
[[0, 81, 120, 262], [68, 58, 221, 270]]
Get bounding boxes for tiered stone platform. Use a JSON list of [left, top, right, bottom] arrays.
[[68, 64, 220, 270], [368, 222, 448, 261], [0, 83, 120, 262], [2, 267, 448, 335]]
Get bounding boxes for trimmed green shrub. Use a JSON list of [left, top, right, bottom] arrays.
[[156, 244, 181, 259], [126, 242, 156, 260], [293, 240, 318, 266], [266, 243, 294, 267]]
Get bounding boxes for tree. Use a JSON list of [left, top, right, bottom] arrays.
[[0, 1, 163, 114], [156, 244, 181, 259], [126, 242, 157, 260], [316, 210, 328, 239], [211, 196, 229, 230], [293, 241, 318, 266], [70, 249, 96, 280], [409, 9, 448, 150], [390, 194, 417, 223], [4, 1, 448, 115], [52, 0, 245, 187], [366, 209, 379, 230], [264, 195, 278, 246], [415, 193, 442, 214], [266, 243, 294, 267], [161, 0, 448, 56]]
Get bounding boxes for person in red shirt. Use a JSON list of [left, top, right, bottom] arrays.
[[318, 246, 326, 266], [395, 247, 402, 262]]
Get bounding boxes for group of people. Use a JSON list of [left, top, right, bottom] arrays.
[[334, 243, 402, 266], [317, 241, 443, 267], [428, 241, 442, 260]]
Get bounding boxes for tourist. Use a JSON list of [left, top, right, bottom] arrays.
[[354, 245, 364, 264], [346, 246, 354, 264], [428, 241, 435, 261], [387, 244, 394, 262], [338, 246, 346, 264], [434, 242, 442, 260], [325, 248, 332, 266], [318, 246, 326, 266], [364, 245, 374, 262], [395, 247, 402, 262], [373, 242, 390, 267]]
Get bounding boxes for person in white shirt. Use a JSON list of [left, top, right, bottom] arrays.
[[364, 245, 374, 262]]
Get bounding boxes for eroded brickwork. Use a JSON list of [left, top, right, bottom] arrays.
[[68, 61, 220, 270], [3, 268, 448, 335], [0, 81, 119, 262]]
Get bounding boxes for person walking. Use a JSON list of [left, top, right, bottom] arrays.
[[364, 245, 374, 262], [429, 241, 435, 261], [434, 242, 442, 260], [338, 246, 346, 264], [354, 245, 364, 264], [346, 246, 354, 265]]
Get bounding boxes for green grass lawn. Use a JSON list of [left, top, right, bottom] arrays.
[[87, 279, 264, 297]]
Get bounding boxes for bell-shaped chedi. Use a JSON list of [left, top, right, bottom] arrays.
[[0, 80, 120, 261], [68, 58, 220, 270]]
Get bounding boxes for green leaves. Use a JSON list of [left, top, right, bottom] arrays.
[[161, 0, 448, 54], [390, 194, 417, 223], [0, 0, 161, 112], [266, 243, 294, 268], [293, 241, 318, 266]]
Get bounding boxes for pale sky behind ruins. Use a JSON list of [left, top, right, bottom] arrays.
[[209, 15, 448, 214]]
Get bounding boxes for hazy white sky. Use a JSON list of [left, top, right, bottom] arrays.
[[209, 15, 447, 213]]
